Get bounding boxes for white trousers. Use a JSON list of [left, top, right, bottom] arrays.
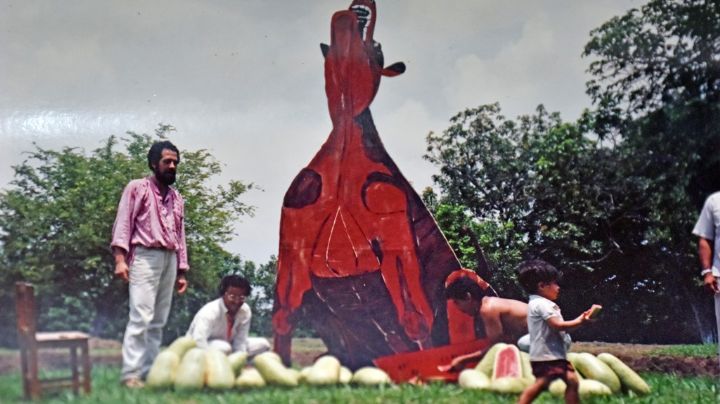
[[208, 337, 272, 357], [715, 287, 720, 366], [121, 246, 177, 380]]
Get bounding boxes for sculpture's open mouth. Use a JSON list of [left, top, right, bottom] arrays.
[[351, 5, 372, 41]]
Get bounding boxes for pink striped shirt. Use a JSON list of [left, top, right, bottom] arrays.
[[111, 176, 189, 271]]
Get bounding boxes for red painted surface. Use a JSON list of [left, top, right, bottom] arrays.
[[272, 0, 496, 369], [374, 339, 490, 383]]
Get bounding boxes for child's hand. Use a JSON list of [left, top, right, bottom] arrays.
[[582, 304, 602, 321]]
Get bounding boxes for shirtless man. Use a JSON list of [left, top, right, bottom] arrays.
[[441, 276, 528, 371]]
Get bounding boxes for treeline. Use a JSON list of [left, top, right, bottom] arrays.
[[424, 0, 720, 343], [0, 0, 718, 346], [0, 127, 277, 346]]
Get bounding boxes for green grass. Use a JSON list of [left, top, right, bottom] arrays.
[[649, 344, 718, 357], [0, 367, 716, 403], [0, 348, 16, 357]]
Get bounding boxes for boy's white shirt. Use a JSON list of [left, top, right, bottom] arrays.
[[527, 294, 572, 361]]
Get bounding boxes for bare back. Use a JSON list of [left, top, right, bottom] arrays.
[[479, 296, 528, 343]]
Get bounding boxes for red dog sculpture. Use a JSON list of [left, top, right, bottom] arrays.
[[273, 0, 495, 368]]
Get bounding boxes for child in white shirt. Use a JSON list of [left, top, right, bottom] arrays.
[[516, 260, 598, 404]]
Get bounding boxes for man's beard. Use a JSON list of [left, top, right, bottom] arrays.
[[156, 170, 176, 185]]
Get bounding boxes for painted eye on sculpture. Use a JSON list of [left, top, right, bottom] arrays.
[[351, 6, 371, 21], [350, 5, 372, 40]]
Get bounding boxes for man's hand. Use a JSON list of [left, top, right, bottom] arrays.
[[176, 273, 188, 294], [437, 357, 464, 373], [697, 238, 717, 294], [112, 247, 129, 282], [703, 273, 719, 294], [114, 262, 130, 283], [437, 363, 454, 373], [437, 349, 487, 373]]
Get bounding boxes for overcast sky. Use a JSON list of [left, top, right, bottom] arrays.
[[0, 0, 638, 264]]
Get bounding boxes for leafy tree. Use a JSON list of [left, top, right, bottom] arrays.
[[585, 0, 720, 120], [422, 0, 720, 343], [424, 104, 639, 268], [420, 191, 524, 298], [238, 256, 278, 337], [0, 126, 255, 345], [584, 0, 720, 201], [584, 0, 720, 342], [425, 103, 704, 342]]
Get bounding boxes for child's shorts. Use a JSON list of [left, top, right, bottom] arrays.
[[530, 359, 574, 381]]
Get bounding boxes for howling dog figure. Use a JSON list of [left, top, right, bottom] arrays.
[[273, 0, 495, 369]]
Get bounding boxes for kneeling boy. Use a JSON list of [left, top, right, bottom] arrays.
[[186, 274, 270, 356], [440, 276, 529, 371]]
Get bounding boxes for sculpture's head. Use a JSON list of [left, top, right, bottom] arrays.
[[349, 0, 376, 43], [322, 0, 405, 119]]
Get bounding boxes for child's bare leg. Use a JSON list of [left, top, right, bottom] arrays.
[[564, 369, 580, 404], [518, 377, 550, 404]]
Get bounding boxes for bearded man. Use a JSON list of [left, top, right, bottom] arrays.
[[111, 140, 189, 388]]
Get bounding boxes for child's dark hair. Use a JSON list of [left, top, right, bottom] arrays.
[[445, 276, 484, 301], [517, 259, 562, 294], [147, 140, 180, 171], [218, 274, 252, 297]]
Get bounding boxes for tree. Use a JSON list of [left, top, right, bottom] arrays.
[[425, 103, 704, 342], [424, 104, 639, 268], [238, 256, 278, 337], [584, 0, 720, 200], [422, 0, 720, 343], [585, 0, 720, 120], [584, 0, 720, 342], [0, 126, 255, 345], [420, 190, 524, 298]]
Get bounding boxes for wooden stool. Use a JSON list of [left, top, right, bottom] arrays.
[[15, 282, 92, 399]]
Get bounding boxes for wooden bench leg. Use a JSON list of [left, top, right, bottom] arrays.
[[71, 346, 79, 394], [81, 341, 91, 394], [28, 346, 40, 400], [19, 347, 30, 399]]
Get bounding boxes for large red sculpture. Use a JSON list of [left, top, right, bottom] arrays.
[[273, 0, 496, 369]]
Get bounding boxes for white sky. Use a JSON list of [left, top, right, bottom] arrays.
[[0, 0, 638, 264]]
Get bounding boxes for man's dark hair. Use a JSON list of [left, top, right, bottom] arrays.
[[445, 276, 484, 301], [219, 274, 252, 297], [517, 259, 562, 294], [147, 141, 180, 171]]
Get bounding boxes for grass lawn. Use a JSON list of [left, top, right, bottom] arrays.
[[1, 340, 716, 402], [0, 366, 716, 403], [649, 344, 718, 357]]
